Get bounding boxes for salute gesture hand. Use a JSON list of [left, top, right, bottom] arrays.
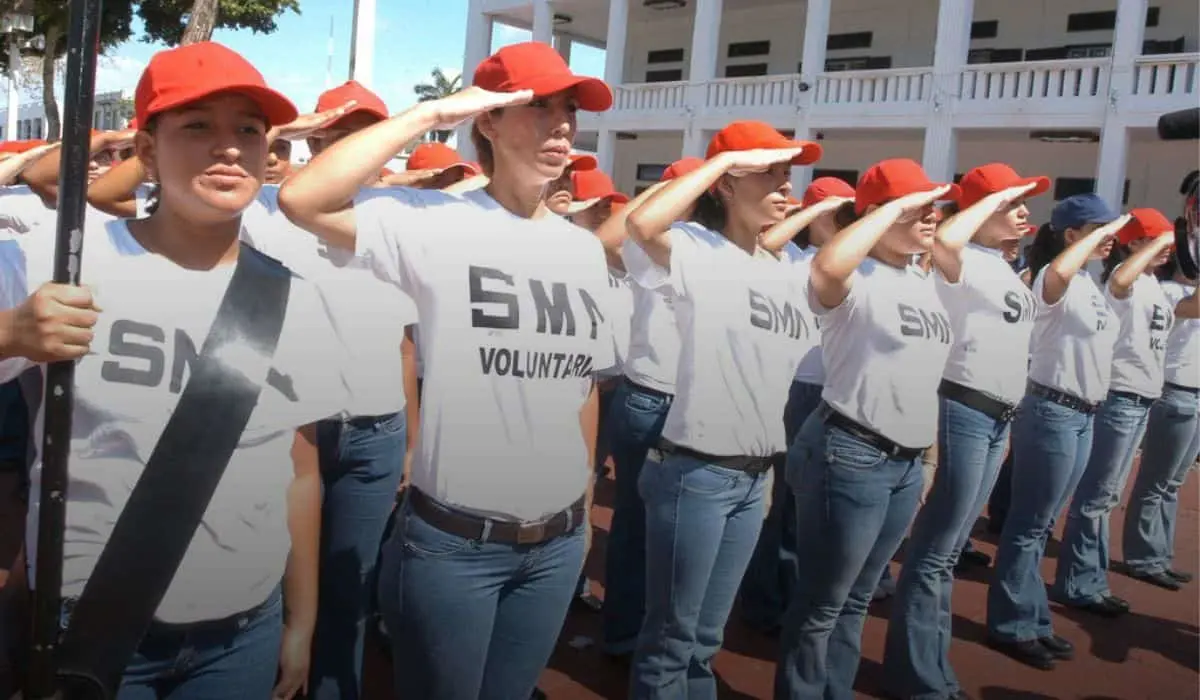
[[979, 181, 1039, 211], [270, 100, 361, 142], [428, 87, 535, 131], [722, 148, 806, 177], [887, 185, 953, 216]]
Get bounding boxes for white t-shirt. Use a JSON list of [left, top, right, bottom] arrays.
[[1161, 280, 1199, 390], [1, 219, 350, 624], [620, 238, 680, 395], [936, 243, 1036, 405], [1027, 268, 1120, 404], [624, 222, 815, 457], [813, 258, 952, 449], [353, 186, 615, 522], [782, 244, 825, 386], [242, 186, 416, 418], [1106, 270, 1173, 399], [599, 269, 633, 379], [1, 185, 116, 235]]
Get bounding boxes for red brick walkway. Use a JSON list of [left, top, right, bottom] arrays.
[[368, 461, 1199, 700]]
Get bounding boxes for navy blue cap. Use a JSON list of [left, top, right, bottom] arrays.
[[1050, 193, 1119, 232]]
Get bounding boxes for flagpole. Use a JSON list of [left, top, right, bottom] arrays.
[[24, 0, 103, 697]]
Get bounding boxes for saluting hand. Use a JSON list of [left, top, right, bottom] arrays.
[[722, 148, 808, 177], [427, 86, 536, 131], [271, 100, 361, 142], [6, 283, 100, 363], [887, 185, 954, 215], [979, 181, 1039, 210], [1091, 213, 1134, 243]]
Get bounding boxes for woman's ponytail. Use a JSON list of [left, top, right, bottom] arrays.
[[1026, 222, 1065, 281]]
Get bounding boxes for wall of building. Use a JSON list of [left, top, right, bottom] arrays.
[[611, 128, 1195, 224], [620, 0, 1199, 83]]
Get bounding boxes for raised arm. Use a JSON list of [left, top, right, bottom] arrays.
[[23, 130, 134, 207], [1175, 289, 1199, 320], [278, 88, 533, 251], [1040, 214, 1132, 306], [0, 143, 60, 187], [758, 196, 848, 253], [87, 155, 146, 219], [932, 183, 1036, 284], [594, 181, 668, 271], [1108, 232, 1175, 300], [625, 148, 804, 269], [810, 187, 949, 310]]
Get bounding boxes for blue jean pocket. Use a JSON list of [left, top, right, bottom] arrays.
[[825, 427, 887, 471], [400, 509, 475, 558], [624, 388, 668, 415]]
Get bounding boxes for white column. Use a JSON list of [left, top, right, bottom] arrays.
[[532, 0, 554, 45], [921, 0, 974, 182], [792, 0, 831, 188], [604, 0, 629, 85], [457, 0, 495, 160], [685, 0, 722, 108], [555, 34, 573, 64], [349, 0, 377, 88], [683, 127, 708, 158], [5, 39, 18, 141], [1095, 0, 1147, 207], [597, 129, 617, 177]]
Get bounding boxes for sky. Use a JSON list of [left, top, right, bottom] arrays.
[[74, 0, 606, 116]]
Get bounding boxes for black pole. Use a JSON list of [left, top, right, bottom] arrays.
[[24, 0, 104, 698]]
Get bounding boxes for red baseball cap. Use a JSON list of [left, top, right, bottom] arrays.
[[126, 117, 139, 130], [706, 121, 822, 166], [473, 42, 613, 112], [0, 139, 46, 154], [569, 153, 598, 172], [316, 80, 389, 126], [567, 169, 629, 213], [407, 142, 480, 176], [661, 157, 704, 182], [854, 159, 960, 215], [802, 176, 856, 208], [135, 42, 297, 127], [956, 163, 1050, 209], [1117, 208, 1174, 245]]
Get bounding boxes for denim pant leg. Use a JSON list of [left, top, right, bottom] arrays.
[[775, 412, 922, 700], [117, 588, 284, 700], [310, 413, 407, 700], [1054, 393, 1150, 605], [741, 381, 823, 631], [603, 380, 673, 653], [988, 451, 1014, 532], [630, 454, 767, 700], [883, 398, 1010, 699], [377, 497, 585, 700], [1122, 387, 1200, 574], [988, 395, 1093, 642]]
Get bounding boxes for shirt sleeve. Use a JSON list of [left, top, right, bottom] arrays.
[[621, 223, 700, 298], [353, 186, 464, 296], [0, 237, 34, 383], [585, 243, 617, 377]]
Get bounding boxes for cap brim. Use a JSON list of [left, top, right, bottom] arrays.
[[148, 84, 299, 127], [566, 193, 627, 214], [326, 105, 388, 129], [442, 161, 481, 177], [1017, 175, 1052, 199], [569, 154, 598, 172], [781, 139, 823, 166], [522, 74, 613, 112]]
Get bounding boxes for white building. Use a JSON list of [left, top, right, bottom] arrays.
[[0, 89, 132, 141], [459, 0, 1199, 224]]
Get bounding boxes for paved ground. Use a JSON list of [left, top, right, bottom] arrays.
[[368, 459, 1199, 700]]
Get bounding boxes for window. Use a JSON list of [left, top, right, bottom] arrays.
[[826, 32, 872, 51], [812, 168, 859, 186], [1066, 7, 1159, 31], [728, 40, 770, 58], [1025, 46, 1069, 61], [1144, 36, 1184, 54], [1065, 44, 1111, 59], [823, 56, 892, 72], [646, 68, 683, 82], [647, 48, 684, 64], [1053, 177, 1130, 205], [637, 163, 668, 182], [968, 48, 1024, 64], [725, 63, 768, 78], [970, 20, 999, 39], [33, 118, 42, 139]]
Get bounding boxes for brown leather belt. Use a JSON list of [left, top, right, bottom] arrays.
[[408, 488, 586, 546]]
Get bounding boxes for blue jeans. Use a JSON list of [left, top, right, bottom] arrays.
[[1122, 386, 1200, 575], [740, 380, 823, 631], [1054, 392, 1152, 605], [377, 493, 586, 700], [775, 406, 924, 700], [310, 412, 406, 700], [883, 396, 1011, 699], [602, 379, 673, 653], [630, 453, 768, 699], [988, 393, 1094, 642], [116, 587, 283, 699]]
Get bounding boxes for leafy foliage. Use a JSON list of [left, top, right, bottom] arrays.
[[413, 67, 461, 103], [136, 0, 300, 46]]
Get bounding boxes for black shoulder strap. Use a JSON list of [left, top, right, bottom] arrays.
[[53, 243, 293, 699]]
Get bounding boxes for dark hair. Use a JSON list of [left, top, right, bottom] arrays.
[[939, 201, 960, 219], [1026, 222, 1065, 280], [833, 199, 859, 229], [1101, 241, 1131, 283], [1157, 249, 1180, 281], [691, 191, 727, 230], [470, 122, 493, 177], [142, 115, 161, 216]]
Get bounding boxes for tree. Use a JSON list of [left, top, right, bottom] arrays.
[[413, 67, 460, 143], [0, 0, 135, 140], [136, 0, 301, 47]]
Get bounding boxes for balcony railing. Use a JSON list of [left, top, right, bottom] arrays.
[[1131, 52, 1200, 100], [957, 57, 1108, 105], [706, 74, 804, 111], [813, 67, 932, 110], [611, 81, 688, 113]]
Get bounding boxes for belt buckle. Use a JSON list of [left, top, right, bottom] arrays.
[[1000, 405, 1016, 422], [516, 522, 546, 545]]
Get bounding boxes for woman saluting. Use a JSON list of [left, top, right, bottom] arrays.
[[0, 42, 349, 698], [278, 42, 617, 700]]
